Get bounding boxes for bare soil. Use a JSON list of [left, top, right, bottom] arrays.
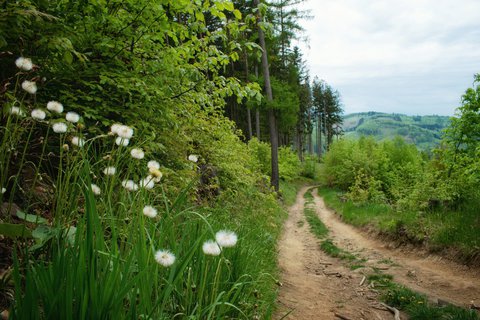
[[274, 186, 480, 320]]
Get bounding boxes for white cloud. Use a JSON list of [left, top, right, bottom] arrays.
[[297, 0, 480, 115]]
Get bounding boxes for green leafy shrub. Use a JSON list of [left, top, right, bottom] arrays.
[[278, 146, 301, 181], [248, 139, 301, 182], [301, 155, 317, 179], [248, 138, 271, 177]]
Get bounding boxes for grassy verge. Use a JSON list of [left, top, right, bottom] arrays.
[[318, 187, 480, 263], [208, 185, 289, 318]]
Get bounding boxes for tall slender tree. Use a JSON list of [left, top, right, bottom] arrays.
[[254, 0, 279, 191]]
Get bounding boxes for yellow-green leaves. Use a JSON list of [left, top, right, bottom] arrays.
[[233, 9, 242, 20]]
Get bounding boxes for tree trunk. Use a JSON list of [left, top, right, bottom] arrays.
[[255, 0, 279, 192], [297, 125, 303, 161], [308, 112, 313, 154], [317, 113, 323, 159], [247, 108, 253, 140], [324, 104, 328, 150], [255, 65, 261, 139], [255, 109, 260, 139], [245, 51, 253, 140]]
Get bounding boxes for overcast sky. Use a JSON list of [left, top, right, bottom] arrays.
[[296, 0, 480, 116]]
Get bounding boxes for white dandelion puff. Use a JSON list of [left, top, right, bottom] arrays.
[[71, 136, 85, 147], [117, 125, 134, 139], [154, 250, 175, 267], [148, 168, 163, 182], [110, 123, 122, 135], [103, 166, 116, 176], [1, 187, 5, 194], [202, 240, 222, 256], [10, 106, 22, 116], [15, 57, 33, 71], [188, 154, 198, 163], [52, 122, 68, 133], [121, 180, 138, 192], [140, 176, 155, 189], [143, 205, 158, 218], [66, 111, 80, 123], [31, 109, 46, 120], [115, 137, 129, 146], [147, 160, 160, 170], [130, 148, 144, 159], [91, 184, 101, 195], [21, 80, 37, 94], [215, 230, 238, 248], [47, 101, 63, 114]]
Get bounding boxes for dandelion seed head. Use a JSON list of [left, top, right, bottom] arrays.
[[52, 122, 68, 133], [15, 57, 33, 71], [66, 111, 80, 123], [188, 154, 198, 163], [21, 80, 37, 94], [10, 106, 22, 116], [149, 168, 163, 182], [91, 183, 101, 195], [121, 180, 138, 192], [71, 136, 85, 147], [202, 240, 221, 256], [215, 230, 238, 248], [103, 166, 116, 176], [115, 137, 129, 147], [154, 249, 175, 267], [140, 176, 155, 189], [143, 205, 158, 218], [130, 148, 144, 160], [1, 187, 5, 194], [117, 125, 134, 139], [147, 160, 160, 170], [31, 109, 46, 120], [110, 123, 122, 135], [47, 101, 63, 113]]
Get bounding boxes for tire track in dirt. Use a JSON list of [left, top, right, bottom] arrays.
[[274, 187, 480, 319], [274, 187, 392, 320]]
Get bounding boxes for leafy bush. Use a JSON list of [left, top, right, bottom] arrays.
[[301, 155, 317, 179], [322, 136, 442, 208], [248, 139, 301, 182], [248, 138, 271, 177], [278, 146, 301, 181]]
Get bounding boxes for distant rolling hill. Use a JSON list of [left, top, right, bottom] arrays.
[[341, 112, 451, 150]]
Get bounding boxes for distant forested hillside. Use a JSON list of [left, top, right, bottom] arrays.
[[341, 112, 451, 150]]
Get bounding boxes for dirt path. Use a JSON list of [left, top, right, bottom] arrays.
[[274, 187, 480, 319]]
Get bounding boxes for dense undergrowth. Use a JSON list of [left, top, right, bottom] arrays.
[[319, 127, 480, 264], [0, 49, 310, 318]]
